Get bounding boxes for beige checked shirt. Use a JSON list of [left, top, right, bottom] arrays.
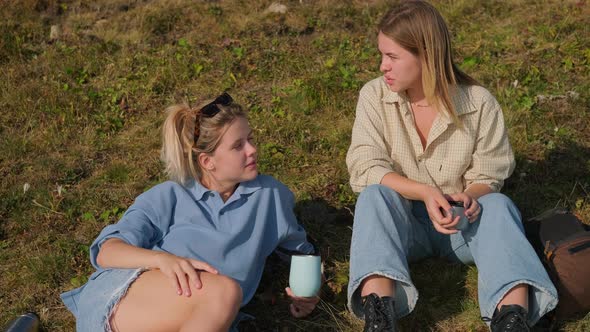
[[346, 77, 515, 194]]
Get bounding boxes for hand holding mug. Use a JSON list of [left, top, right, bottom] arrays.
[[285, 287, 319, 318], [289, 254, 322, 297], [444, 200, 469, 231], [444, 192, 481, 223], [288, 254, 322, 318]]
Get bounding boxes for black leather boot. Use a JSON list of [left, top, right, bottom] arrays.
[[362, 293, 396, 332], [489, 305, 530, 332]]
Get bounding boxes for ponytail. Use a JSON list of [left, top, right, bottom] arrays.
[[160, 104, 200, 185], [160, 98, 248, 185]]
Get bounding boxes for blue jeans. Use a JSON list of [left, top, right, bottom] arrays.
[[347, 185, 558, 327]]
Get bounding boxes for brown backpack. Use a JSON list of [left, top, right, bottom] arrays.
[[525, 208, 590, 321]]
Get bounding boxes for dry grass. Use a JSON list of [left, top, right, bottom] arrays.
[[1, 0, 589, 330]]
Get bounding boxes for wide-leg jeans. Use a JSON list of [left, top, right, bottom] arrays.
[[347, 184, 558, 327]]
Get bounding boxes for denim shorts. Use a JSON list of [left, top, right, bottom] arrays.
[[61, 268, 145, 332], [62, 268, 250, 331]]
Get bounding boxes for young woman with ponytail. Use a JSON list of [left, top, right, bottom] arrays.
[[61, 93, 319, 331]]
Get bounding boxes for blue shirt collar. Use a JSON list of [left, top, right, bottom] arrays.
[[187, 176, 262, 201]]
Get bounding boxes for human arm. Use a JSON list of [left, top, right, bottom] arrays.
[[419, 92, 510, 226], [285, 287, 320, 318], [463, 90, 515, 193], [381, 171, 459, 234], [271, 180, 319, 317], [346, 83, 401, 193], [97, 238, 218, 297], [464, 183, 493, 200], [91, 184, 218, 297], [443, 90, 515, 222], [275, 182, 315, 255]]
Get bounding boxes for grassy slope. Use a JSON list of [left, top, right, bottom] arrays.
[[1, 0, 589, 331]]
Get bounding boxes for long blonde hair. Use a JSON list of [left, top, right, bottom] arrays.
[[378, 0, 479, 124], [160, 97, 246, 185]]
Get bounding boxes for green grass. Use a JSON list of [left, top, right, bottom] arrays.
[[1, 0, 589, 331]]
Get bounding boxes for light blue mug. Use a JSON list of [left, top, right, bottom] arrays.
[[289, 254, 321, 297]]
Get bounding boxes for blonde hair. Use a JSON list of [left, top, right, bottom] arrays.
[[160, 98, 247, 185], [378, 0, 479, 125]]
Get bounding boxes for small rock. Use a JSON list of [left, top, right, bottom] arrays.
[[49, 25, 61, 41], [266, 3, 288, 14], [95, 19, 108, 29], [566, 90, 580, 100], [535, 95, 547, 103]]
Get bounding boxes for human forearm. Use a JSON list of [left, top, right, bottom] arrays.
[[381, 171, 461, 234], [347, 147, 394, 193], [96, 238, 162, 269], [96, 238, 219, 297], [464, 183, 493, 200], [347, 89, 398, 193], [380, 171, 435, 201]]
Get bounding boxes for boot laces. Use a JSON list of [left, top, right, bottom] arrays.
[[483, 305, 530, 332], [366, 296, 394, 330]]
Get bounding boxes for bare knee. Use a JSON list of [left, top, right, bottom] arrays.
[[178, 274, 243, 331], [215, 275, 242, 312], [195, 274, 242, 322]]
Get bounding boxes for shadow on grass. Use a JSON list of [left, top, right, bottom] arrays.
[[239, 198, 356, 331], [240, 198, 474, 331], [402, 259, 472, 331], [506, 138, 590, 220], [509, 139, 590, 331], [240, 136, 590, 330]]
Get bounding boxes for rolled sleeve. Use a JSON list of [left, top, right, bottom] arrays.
[[276, 186, 314, 254], [347, 85, 397, 193], [464, 95, 515, 192], [89, 200, 163, 269], [280, 223, 314, 254]]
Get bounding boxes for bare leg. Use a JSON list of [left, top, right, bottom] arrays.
[[110, 270, 242, 332], [497, 284, 529, 311], [360, 275, 395, 298]]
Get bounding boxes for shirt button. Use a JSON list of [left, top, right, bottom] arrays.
[[209, 192, 214, 197]]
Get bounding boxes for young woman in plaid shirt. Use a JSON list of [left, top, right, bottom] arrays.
[[346, 2, 557, 331]]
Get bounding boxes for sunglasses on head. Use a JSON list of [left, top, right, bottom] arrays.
[[200, 92, 233, 117]]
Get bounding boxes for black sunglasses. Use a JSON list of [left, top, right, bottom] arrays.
[[200, 92, 233, 117]]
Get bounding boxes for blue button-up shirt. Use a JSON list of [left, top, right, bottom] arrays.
[[66, 174, 313, 310]]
